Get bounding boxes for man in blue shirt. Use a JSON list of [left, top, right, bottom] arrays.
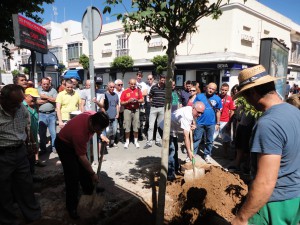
[[231, 65, 300, 225], [193, 82, 222, 163]]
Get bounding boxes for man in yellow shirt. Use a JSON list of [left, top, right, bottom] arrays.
[[56, 79, 81, 128]]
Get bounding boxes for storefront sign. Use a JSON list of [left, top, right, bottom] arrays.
[[12, 14, 48, 54]]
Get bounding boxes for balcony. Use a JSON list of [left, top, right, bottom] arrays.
[[116, 49, 129, 57]]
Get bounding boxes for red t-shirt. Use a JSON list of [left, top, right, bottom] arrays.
[[120, 88, 143, 110], [58, 111, 95, 155], [220, 95, 235, 122]]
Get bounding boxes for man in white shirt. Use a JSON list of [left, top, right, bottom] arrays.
[[114, 79, 125, 143], [158, 101, 205, 181]]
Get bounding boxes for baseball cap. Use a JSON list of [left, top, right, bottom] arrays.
[[25, 88, 40, 98]]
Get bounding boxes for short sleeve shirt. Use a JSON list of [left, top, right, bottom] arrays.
[[58, 111, 95, 155], [251, 103, 300, 202], [194, 93, 222, 125], [220, 95, 235, 122], [56, 90, 81, 120], [38, 87, 58, 112], [159, 106, 193, 135], [120, 88, 143, 110]]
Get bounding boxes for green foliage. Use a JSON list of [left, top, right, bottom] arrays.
[[12, 69, 20, 76], [235, 96, 262, 119], [23, 67, 30, 75], [0, 0, 54, 58], [111, 55, 134, 80], [79, 54, 89, 70], [151, 55, 168, 74], [57, 63, 66, 73]]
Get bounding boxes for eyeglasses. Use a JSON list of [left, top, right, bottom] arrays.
[[117, 84, 123, 86], [148, 78, 153, 80], [130, 83, 136, 85], [109, 86, 115, 89], [190, 90, 196, 92], [193, 108, 204, 115]]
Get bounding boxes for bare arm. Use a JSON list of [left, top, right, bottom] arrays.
[[183, 129, 193, 159], [231, 154, 280, 225], [215, 109, 221, 131], [80, 99, 86, 112], [78, 154, 98, 182], [56, 102, 64, 128]]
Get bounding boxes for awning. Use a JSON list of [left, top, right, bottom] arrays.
[[63, 70, 82, 81]]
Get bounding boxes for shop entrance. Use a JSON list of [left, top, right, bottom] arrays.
[[196, 70, 220, 92]]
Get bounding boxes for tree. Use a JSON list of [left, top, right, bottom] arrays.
[[103, 1, 226, 224], [0, 0, 54, 57], [23, 67, 30, 75], [111, 55, 134, 80], [151, 55, 168, 75], [79, 54, 89, 70], [12, 69, 20, 76]]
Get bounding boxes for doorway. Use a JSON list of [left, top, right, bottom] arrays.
[[196, 70, 220, 92]]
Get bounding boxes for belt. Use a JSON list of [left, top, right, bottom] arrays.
[[0, 143, 24, 151], [39, 110, 55, 114], [152, 106, 164, 108], [125, 108, 138, 112]]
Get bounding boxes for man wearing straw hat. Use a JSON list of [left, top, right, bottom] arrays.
[[231, 65, 300, 225]]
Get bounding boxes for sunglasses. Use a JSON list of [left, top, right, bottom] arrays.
[[117, 84, 123, 86], [194, 108, 204, 115], [148, 78, 153, 80], [190, 90, 196, 92]]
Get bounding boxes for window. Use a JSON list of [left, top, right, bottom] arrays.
[[291, 42, 300, 64], [50, 47, 63, 62], [116, 34, 129, 56], [67, 43, 82, 61]]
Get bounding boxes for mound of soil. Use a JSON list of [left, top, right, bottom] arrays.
[[28, 164, 247, 225], [165, 165, 248, 224]]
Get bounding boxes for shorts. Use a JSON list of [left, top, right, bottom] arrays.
[[249, 197, 300, 225], [123, 109, 140, 132]]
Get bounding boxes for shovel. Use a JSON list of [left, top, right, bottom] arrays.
[[77, 141, 107, 219], [184, 130, 205, 182]]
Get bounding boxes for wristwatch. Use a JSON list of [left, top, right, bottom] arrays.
[[217, 123, 220, 125]]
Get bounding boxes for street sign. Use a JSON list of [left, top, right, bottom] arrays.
[[81, 7, 102, 41]]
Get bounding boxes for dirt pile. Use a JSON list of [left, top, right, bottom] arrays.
[[28, 164, 247, 225], [165, 165, 248, 224]]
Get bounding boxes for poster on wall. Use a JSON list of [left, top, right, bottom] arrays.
[[176, 75, 184, 87], [259, 38, 289, 99]]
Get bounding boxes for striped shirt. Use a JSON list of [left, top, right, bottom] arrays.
[[149, 83, 166, 107], [0, 104, 29, 147]]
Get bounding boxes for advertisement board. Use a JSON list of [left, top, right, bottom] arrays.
[[12, 14, 48, 54], [259, 38, 289, 99]]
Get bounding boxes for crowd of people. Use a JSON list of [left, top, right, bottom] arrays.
[[0, 66, 299, 224]]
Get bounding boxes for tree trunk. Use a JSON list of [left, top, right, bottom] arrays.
[[156, 44, 176, 225]]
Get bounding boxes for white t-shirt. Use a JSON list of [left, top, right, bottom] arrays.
[[137, 81, 147, 93], [159, 106, 193, 136]]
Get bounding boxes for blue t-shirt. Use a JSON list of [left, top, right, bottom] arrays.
[[193, 93, 222, 125], [251, 103, 300, 202]]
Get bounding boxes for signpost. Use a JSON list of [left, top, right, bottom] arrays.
[[82, 6, 102, 163]]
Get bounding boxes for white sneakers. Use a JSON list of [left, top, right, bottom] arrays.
[[124, 142, 129, 149], [135, 142, 140, 149], [185, 157, 191, 163], [205, 155, 212, 164]]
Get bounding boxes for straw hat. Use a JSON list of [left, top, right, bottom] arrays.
[[234, 65, 280, 99], [25, 88, 40, 98]]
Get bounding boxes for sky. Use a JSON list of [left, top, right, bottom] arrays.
[[38, 0, 300, 25]]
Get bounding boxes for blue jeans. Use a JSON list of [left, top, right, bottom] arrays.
[[39, 112, 57, 152], [193, 124, 215, 157], [106, 118, 118, 146], [158, 128, 178, 179]]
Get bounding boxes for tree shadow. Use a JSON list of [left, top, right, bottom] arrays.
[[170, 187, 230, 225]]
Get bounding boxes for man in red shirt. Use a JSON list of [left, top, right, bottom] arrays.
[[213, 83, 235, 157], [54, 111, 109, 219], [120, 79, 144, 149]]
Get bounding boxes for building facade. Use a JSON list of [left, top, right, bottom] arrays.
[[2, 0, 300, 91]]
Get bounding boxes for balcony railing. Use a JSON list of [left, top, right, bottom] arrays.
[[116, 49, 129, 57]]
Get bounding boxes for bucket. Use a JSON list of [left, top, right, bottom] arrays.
[[70, 110, 82, 119]]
